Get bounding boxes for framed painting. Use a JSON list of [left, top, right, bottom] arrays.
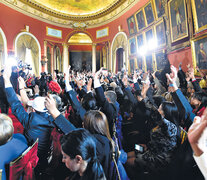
[[191, 0, 207, 33], [168, 0, 188, 43], [146, 54, 154, 72], [129, 37, 137, 55], [135, 9, 146, 31], [191, 34, 207, 72], [145, 28, 154, 46], [137, 55, 144, 70], [144, 1, 155, 26], [127, 15, 137, 35], [153, 0, 165, 19], [129, 59, 135, 73], [136, 33, 144, 50], [155, 50, 168, 71], [155, 20, 166, 47]]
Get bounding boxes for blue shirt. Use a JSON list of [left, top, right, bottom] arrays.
[[0, 133, 28, 180]]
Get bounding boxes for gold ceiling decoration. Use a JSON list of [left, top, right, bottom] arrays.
[[18, 0, 126, 20], [68, 33, 92, 44], [2, 0, 140, 28]]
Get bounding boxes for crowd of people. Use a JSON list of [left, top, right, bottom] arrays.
[[0, 60, 207, 180]]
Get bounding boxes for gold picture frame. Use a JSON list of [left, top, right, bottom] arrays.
[[191, 0, 207, 33], [191, 34, 207, 74], [145, 54, 155, 72], [168, 0, 188, 43], [127, 15, 137, 36], [153, 0, 165, 19], [129, 58, 135, 73], [128, 37, 137, 55], [154, 49, 167, 71], [143, 1, 155, 26], [135, 9, 147, 31], [154, 19, 166, 47]]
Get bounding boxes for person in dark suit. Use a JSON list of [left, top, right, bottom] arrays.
[[0, 70, 9, 114]]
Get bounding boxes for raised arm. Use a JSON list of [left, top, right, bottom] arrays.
[[18, 76, 29, 106], [166, 65, 195, 122], [188, 110, 207, 178], [65, 66, 86, 120], [3, 64, 30, 128], [45, 94, 76, 134]]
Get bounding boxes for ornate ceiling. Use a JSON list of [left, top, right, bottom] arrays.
[[2, 0, 140, 28], [23, 0, 125, 18]]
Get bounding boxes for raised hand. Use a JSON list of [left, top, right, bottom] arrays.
[[33, 85, 40, 95], [87, 78, 92, 92], [166, 65, 178, 85], [45, 94, 60, 119], [188, 109, 207, 156], [18, 77, 26, 89]]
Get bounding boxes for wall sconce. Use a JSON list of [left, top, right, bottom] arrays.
[[41, 56, 48, 66]]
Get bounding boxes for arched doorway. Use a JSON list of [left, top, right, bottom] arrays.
[[0, 27, 7, 69], [15, 32, 41, 75], [111, 32, 128, 73], [116, 48, 124, 72], [68, 32, 95, 72]]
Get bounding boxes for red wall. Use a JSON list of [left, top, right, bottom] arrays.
[[0, 0, 195, 70], [168, 47, 192, 72]]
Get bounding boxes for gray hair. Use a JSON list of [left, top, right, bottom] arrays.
[[104, 90, 117, 104], [0, 114, 14, 145]]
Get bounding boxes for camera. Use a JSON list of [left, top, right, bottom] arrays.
[[18, 60, 32, 70]]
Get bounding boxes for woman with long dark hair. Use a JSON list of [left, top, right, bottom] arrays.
[[60, 128, 106, 180], [158, 101, 180, 127]]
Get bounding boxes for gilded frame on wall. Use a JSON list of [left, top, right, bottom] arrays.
[[168, 0, 188, 43], [135, 9, 147, 31], [137, 55, 145, 71], [145, 28, 155, 47], [191, 34, 207, 74], [127, 15, 137, 36], [128, 37, 137, 55], [136, 33, 145, 50], [143, 1, 155, 26], [154, 49, 168, 71], [191, 0, 207, 33], [154, 19, 166, 47], [153, 0, 165, 19], [129, 58, 135, 73], [145, 54, 155, 72]]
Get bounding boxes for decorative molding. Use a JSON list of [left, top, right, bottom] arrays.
[[1, 0, 140, 28]]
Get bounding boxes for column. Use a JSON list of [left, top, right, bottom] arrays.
[[44, 41, 48, 73], [92, 43, 96, 72], [51, 46, 54, 76], [63, 43, 69, 73]]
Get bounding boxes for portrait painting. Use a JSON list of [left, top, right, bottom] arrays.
[[127, 15, 137, 35], [155, 20, 166, 46], [145, 29, 154, 45], [146, 54, 154, 72], [130, 59, 135, 72], [135, 10, 146, 31], [129, 37, 137, 55], [154, 0, 165, 19], [136, 33, 144, 49], [191, 0, 207, 33], [137, 56, 144, 70], [191, 35, 207, 71], [168, 0, 188, 43], [155, 50, 168, 70], [144, 1, 155, 25]]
